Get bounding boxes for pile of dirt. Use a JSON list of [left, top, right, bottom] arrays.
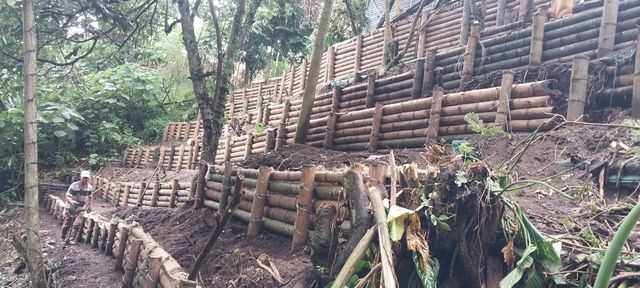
[[110, 206, 316, 287]]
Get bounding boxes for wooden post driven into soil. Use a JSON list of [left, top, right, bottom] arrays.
[[136, 182, 147, 207], [115, 226, 129, 270], [151, 178, 160, 207], [122, 184, 131, 207], [158, 147, 166, 171], [597, 0, 620, 58], [149, 255, 162, 288], [632, 21, 640, 118], [369, 102, 384, 153], [247, 166, 272, 240], [257, 84, 264, 124], [496, 71, 514, 131], [168, 146, 176, 171], [263, 106, 270, 127], [497, 0, 507, 26], [242, 88, 249, 114], [423, 49, 437, 96], [276, 100, 291, 150], [520, 0, 534, 24], [289, 63, 296, 96], [195, 163, 207, 209], [366, 75, 376, 108], [324, 113, 337, 149], [529, 6, 548, 66], [245, 131, 254, 158], [301, 59, 308, 92], [292, 165, 317, 250], [460, 22, 481, 90], [354, 35, 363, 81], [417, 10, 428, 59], [123, 238, 142, 288], [170, 179, 179, 208], [192, 141, 201, 169], [427, 87, 444, 143], [328, 46, 336, 82], [220, 161, 233, 211], [279, 69, 287, 100], [412, 58, 426, 99], [266, 129, 276, 152], [105, 222, 117, 256], [567, 56, 590, 121]]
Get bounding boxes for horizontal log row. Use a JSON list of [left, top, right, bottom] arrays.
[[43, 194, 195, 287], [163, 120, 204, 142]]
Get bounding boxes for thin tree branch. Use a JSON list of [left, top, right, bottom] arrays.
[[387, 0, 430, 68]]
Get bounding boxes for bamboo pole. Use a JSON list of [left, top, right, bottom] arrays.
[[529, 6, 548, 66], [324, 113, 337, 150], [244, 131, 253, 158], [224, 134, 232, 162], [366, 75, 376, 108], [367, 185, 397, 288], [192, 141, 200, 169], [300, 59, 308, 92], [257, 84, 264, 124], [105, 222, 117, 256], [195, 163, 207, 209], [597, 0, 620, 57], [170, 179, 179, 208], [115, 226, 129, 270], [247, 166, 272, 240], [123, 238, 142, 288], [333, 227, 377, 288], [496, 71, 514, 132], [328, 46, 336, 82], [220, 161, 233, 211], [122, 184, 131, 207], [167, 146, 175, 171], [91, 219, 100, 248], [427, 87, 444, 143], [136, 182, 147, 207], [633, 21, 640, 118], [276, 100, 290, 150], [497, 0, 507, 26], [292, 165, 317, 250], [266, 128, 275, 152], [520, 0, 534, 24], [567, 56, 590, 121], [460, 0, 471, 47], [369, 102, 384, 153], [423, 49, 436, 96], [354, 35, 363, 81], [412, 58, 425, 99], [460, 22, 481, 90], [151, 178, 160, 207], [148, 255, 162, 288]]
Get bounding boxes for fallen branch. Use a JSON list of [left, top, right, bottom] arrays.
[[367, 185, 398, 288], [332, 226, 377, 288], [354, 263, 382, 288]]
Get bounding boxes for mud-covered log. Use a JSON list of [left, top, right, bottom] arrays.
[[332, 164, 373, 276]]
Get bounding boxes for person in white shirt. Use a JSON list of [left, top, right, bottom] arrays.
[[61, 170, 93, 244]]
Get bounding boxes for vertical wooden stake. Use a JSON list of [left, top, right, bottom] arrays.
[[158, 147, 166, 171], [257, 84, 264, 124], [328, 46, 336, 82], [195, 163, 207, 209], [242, 88, 249, 114], [170, 179, 179, 208], [366, 75, 376, 108], [288, 64, 295, 96], [194, 117, 201, 140], [224, 135, 232, 162], [244, 131, 254, 158], [122, 184, 131, 207], [597, 0, 620, 58], [176, 122, 183, 141], [91, 220, 100, 248], [220, 161, 233, 211], [354, 35, 363, 82], [263, 106, 271, 126], [497, 0, 507, 26], [167, 123, 176, 141], [417, 10, 428, 59], [105, 222, 117, 256], [292, 165, 317, 250], [229, 99, 236, 119], [161, 125, 169, 143], [520, 0, 534, 24], [135, 147, 143, 167], [460, 22, 481, 90], [412, 58, 426, 99], [567, 56, 590, 121], [113, 182, 122, 207], [192, 140, 201, 169], [332, 86, 341, 113], [423, 49, 437, 96], [427, 87, 444, 143], [136, 182, 147, 207], [279, 69, 287, 100], [151, 178, 160, 207], [176, 143, 186, 172], [300, 58, 308, 92], [149, 256, 162, 288], [633, 22, 640, 118], [529, 6, 548, 66], [123, 238, 142, 288], [368, 102, 384, 153], [84, 218, 94, 244], [247, 166, 272, 240], [168, 146, 176, 171], [187, 141, 195, 170], [184, 121, 192, 141], [496, 71, 514, 132], [324, 113, 337, 150], [121, 149, 130, 167], [115, 226, 129, 270], [266, 128, 276, 152], [276, 100, 291, 150], [460, 0, 472, 47]]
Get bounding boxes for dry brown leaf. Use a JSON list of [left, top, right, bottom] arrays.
[[501, 240, 516, 270], [406, 213, 430, 274]]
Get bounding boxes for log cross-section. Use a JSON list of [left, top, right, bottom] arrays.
[[567, 56, 590, 121], [369, 102, 384, 153], [292, 165, 317, 250], [247, 166, 272, 240], [427, 87, 444, 143]]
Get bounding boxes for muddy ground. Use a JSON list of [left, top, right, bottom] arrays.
[[2, 109, 640, 287]]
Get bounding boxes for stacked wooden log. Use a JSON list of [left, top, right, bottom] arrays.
[[121, 146, 159, 168], [162, 120, 203, 142], [94, 177, 194, 209], [44, 194, 196, 287], [203, 166, 346, 240], [158, 142, 207, 171]]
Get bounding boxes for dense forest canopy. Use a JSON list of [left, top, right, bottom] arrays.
[[0, 0, 367, 205]]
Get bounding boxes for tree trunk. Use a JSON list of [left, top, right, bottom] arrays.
[[460, 0, 472, 46], [383, 0, 393, 65], [20, 0, 47, 286], [293, 0, 334, 144], [344, 0, 359, 36]]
